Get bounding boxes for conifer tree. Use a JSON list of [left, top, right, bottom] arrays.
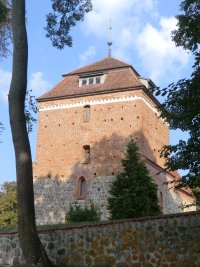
[[108, 140, 160, 219]]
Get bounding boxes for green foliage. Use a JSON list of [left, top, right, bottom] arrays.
[[66, 202, 100, 223], [153, 0, 200, 202], [45, 0, 92, 49], [172, 0, 200, 52], [108, 140, 160, 220], [0, 0, 8, 23], [0, 0, 11, 58], [0, 181, 17, 227], [25, 89, 37, 134]]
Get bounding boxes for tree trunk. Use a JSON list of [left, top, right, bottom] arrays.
[[8, 1, 53, 266]]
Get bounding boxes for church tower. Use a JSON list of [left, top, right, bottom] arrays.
[[33, 57, 195, 224]]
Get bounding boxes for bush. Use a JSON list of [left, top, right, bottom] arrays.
[[0, 182, 17, 227], [65, 202, 100, 223]]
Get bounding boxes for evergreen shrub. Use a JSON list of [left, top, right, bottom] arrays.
[[108, 139, 161, 219]]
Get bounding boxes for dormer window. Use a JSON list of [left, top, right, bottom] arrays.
[[89, 78, 94, 85], [79, 73, 107, 87], [96, 77, 101, 84], [82, 79, 87, 86]]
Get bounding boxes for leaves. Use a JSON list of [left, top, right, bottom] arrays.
[[172, 0, 200, 52], [0, 0, 12, 58], [25, 89, 37, 134], [45, 0, 92, 49], [153, 0, 200, 204], [108, 140, 160, 220], [0, 181, 17, 227], [66, 201, 100, 222], [0, 0, 9, 23]]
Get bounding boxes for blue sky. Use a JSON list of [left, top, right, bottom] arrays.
[[0, 0, 192, 184]]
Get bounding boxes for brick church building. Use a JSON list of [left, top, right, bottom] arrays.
[[33, 56, 195, 224]]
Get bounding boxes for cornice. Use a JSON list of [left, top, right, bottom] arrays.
[[39, 95, 159, 116]]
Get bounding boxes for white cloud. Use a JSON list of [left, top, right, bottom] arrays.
[[81, 0, 161, 64], [0, 68, 11, 102], [79, 46, 96, 66], [82, 1, 190, 83], [135, 17, 190, 82], [84, 0, 158, 37], [28, 72, 52, 97], [0, 70, 51, 102]]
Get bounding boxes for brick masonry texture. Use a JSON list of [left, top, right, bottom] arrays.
[[34, 90, 168, 177], [0, 212, 200, 266]]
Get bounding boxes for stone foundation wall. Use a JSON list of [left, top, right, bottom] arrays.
[[0, 212, 200, 266], [34, 176, 115, 225], [34, 173, 195, 225]]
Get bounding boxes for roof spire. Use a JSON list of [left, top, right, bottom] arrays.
[[107, 20, 112, 58]]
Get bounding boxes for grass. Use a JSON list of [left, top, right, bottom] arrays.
[[0, 264, 101, 266], [0, 223, 68, 233], [0, 221, 104, 233]]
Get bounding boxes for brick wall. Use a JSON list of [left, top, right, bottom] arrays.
[[1, 212, 200, 266], [33, 89, 168, 179]]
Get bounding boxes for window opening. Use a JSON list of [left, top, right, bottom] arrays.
[[96, 77, 101, 84], [78, 176, 86, 198], [83, 145, 90, 163], [83, 105, 90, 122], [82, 79, 87, 86], [89, 78, 94, 85]]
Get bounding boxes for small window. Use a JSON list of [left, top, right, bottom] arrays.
[[78, 176, 86, 199], [96, 77, 101, 84], [83, 145, 90, 163], [83, 105, 90, 122], [89, 78, 94, 85], [81, 79, 87, 86]]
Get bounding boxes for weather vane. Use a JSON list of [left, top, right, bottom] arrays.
[[107, 20, 112, 58]]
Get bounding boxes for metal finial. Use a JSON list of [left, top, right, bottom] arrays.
[[107, 20, 112, 57]]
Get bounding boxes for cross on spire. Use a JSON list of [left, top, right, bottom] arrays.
[[107, 20, 112, 58]]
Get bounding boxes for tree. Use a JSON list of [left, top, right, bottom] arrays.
[[108, 140, 160, 220], [153, 0, 200, 202], [0, 0, 12, 58], [8, 1, 92, 266], [25, 89, 37, 134], [0, 181, 17, 227]]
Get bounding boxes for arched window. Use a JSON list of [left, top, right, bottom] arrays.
[[83, 105, 90, 122], [83, 145, 90, 163], [78, 176, 86, 199]]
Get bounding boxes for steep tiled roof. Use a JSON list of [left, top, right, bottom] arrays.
[[38, 67, 143, 101], [63, 57, 138, 76]]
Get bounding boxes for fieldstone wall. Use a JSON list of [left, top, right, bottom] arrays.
[[0, 212, 200, 266], [34, 176, 115, 225], [34, 173, 195, 226]]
